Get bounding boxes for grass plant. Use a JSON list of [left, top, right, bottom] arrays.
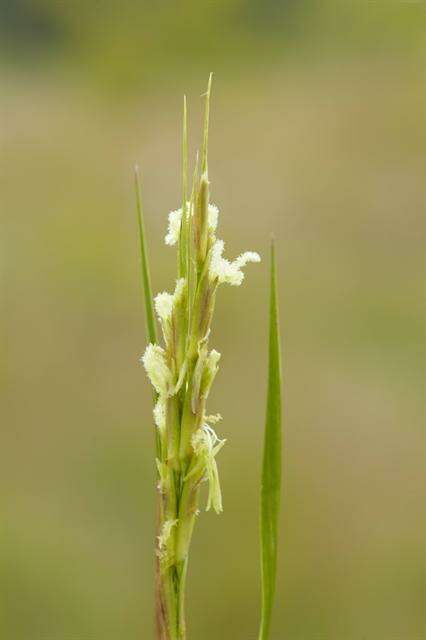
[[135, 76, 282, 640]]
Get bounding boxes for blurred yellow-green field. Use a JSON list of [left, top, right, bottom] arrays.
[[2, 2, 425, 639]]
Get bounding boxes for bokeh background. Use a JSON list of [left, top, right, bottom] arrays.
[[2, 2, 425, 639]]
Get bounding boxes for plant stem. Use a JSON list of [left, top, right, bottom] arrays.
[[156, 481, 197, 640]]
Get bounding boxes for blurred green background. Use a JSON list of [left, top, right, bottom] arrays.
[[2, 2, 425, 639]]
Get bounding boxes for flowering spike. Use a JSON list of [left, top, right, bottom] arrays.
[[139, 77, 260, 638]]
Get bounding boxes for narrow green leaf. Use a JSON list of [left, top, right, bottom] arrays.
[[134, 165, 157, 345], [182, 95, 188, 208], [179, 95, 189, 278], [134, 167, 161, 458], [187, 151, 199, 325], [201, 72, 212, 176], [259, 239, 282, 640]]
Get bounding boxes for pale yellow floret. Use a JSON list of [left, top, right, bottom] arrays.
[[209, 239, 261, 286], [205, 349, 221, 383], [154, 278, 186, 323], [207, 204, 219, 232], [165, 208, 183, 246], [153, 396, 166, 431], [154, 292, 174, 322], [173, 277, 186, 302], [191, 425, 226, 514], [200, 349, 221, 399], [141, 344, 173, 395], [234, 251, 262, 269], [165, 203, 219, 245]]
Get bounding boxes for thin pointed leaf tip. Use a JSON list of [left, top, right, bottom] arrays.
[[259, 239, 282, 640], [201, 72, 213, 176], [134, 166, 157, 346]]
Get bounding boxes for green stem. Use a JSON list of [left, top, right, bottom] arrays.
[[157, 467, 200, 639], [177, 559, 188, 639]]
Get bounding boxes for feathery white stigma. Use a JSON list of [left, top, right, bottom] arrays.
[[141, 344, 173, 395], [154, 278, 186, 322], [209, 239, 260, 286], [192, 425, 226, 513], [165, 203, 219, 245]]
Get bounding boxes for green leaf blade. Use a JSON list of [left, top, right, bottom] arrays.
[[201, 72, 212, 176], [259, 239, 282, 640], [179, 95, 189, 279], [134, 167, 161, 457], [134, 166, 157, 346]]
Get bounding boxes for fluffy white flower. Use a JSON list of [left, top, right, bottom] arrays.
[[165, 203, 219, 245], [173, 277, 186, 302], [154, 278, 186, 322], [207, 204, 219, 232], [141, 344, 173, 395], [209, 239, 261, 286], [154, 292, 174, 322], [165, 208, 183, 246], [153, 396, 166, 431]]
